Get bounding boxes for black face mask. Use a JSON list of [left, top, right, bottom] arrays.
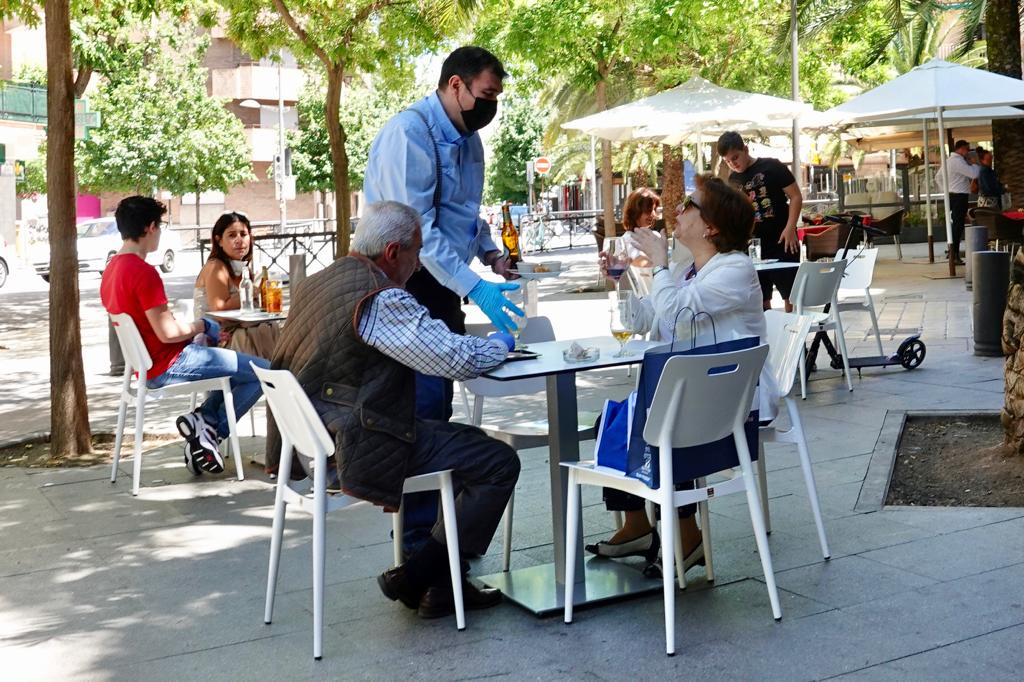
[[459, 89, 498, 132]]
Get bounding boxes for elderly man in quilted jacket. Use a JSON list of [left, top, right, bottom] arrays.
[[269, 200, 519, 619]]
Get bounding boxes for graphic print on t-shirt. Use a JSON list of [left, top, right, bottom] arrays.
[[742, 172, 776, 223]]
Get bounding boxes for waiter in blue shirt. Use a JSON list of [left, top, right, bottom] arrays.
[[365, 46, 522, 554], [365, 45, 521, 419]]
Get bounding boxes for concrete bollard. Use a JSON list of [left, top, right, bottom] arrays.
[[108, 316, 125, 376], [973, 250, 1011, 356], [288, 254, 307, 288], [965, 225, 988, 291]]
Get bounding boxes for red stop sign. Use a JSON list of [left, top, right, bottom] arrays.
[[534, 157, 551, 174]]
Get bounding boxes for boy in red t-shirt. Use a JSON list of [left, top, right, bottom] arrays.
[[101, 196, 269, 475]]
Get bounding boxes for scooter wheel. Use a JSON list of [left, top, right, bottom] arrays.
[[898, 338, 926, 369]]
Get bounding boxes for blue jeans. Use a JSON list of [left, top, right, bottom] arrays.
[[148, 344, 270, 439]]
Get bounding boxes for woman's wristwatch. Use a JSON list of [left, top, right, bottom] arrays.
[[652, 265, 669, 277]]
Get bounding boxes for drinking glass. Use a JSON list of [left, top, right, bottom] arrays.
[[605, 237, 631, 294], [508, 286, 529, 349], [265, 279, 283, 313], [608, 290, 632, 357], [748, 237, 761, 263]]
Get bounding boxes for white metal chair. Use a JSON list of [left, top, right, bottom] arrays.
[[757, 311, 831, 559], [458, 317, 598, 571], [253, 365, 465, 661], [791, 260, 854, 399], [108, 313, 244, 496], [562, 344, 781, 656], [833, 248, 884, 357]]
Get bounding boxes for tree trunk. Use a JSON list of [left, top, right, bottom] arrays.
[[661, 144, 684, 213], [987, 0, 1024, 202], [46, 0, 92, 456], [325, 65, 351, 258], [595, 69, 616, 239]]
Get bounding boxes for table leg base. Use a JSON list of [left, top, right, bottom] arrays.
[[478, 559, 662, 617]]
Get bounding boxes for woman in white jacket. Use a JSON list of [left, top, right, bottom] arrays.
[[589, 174, 775, 573]]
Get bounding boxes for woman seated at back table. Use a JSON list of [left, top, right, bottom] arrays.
[[591, 174, 776, 572], [194, 211, 280, 358]]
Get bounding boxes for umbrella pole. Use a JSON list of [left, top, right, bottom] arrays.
[[937, 107, 956, 277], [923, 121, 934, 263]]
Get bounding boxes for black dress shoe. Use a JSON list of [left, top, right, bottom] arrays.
[[377, 566, 424, 610], [417, 579, 502, 619]]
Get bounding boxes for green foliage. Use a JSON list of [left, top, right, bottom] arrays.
[[12, 63, 46, 86], [485, 95, 544, 204], [288, 75, 421, 193], [17, 144, 47, 197], [75, 20, 253, 195]]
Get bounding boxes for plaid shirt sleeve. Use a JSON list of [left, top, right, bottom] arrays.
[[357, 287, 508, 379]]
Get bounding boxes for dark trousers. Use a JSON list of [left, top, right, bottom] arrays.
[[950, 192, 969, 258], [401, 268, 467, 555], [407, 419, 520, 557]]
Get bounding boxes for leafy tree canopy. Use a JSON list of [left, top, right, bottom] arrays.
[[288, 73, 422, 193], [484, 93, 545, 204], [76, 20, 253, 195]]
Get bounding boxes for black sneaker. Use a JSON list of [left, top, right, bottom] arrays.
[[176, 412, 225, 474]]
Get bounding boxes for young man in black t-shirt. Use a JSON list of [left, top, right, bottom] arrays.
[[718, 131, 803, 311]]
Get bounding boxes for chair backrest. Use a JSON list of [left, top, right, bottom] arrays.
[[805, 223, 852, 261], [871, 191, 901, 220], [994, 213, 1024, 242], [764, 310, 822, 396], [833, 247, 878, 293], [791, 260, 847, 310], [626, 265, 652, 297], [462, 316, 555, 398], [643, 345, 769, 455], [110, 313, 154, 374], [844, 192, 872, 211], [970, 207, 999, 231], [252, 364, 334, 460]]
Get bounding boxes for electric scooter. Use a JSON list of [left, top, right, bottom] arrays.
[[804, 212, 926, 377]]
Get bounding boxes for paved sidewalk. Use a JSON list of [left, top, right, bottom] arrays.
[[3, 243, 1023, 680]]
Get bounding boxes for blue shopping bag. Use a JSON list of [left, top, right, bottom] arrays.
[[594, 393, 636, 472], [626, 309, 760, 489]]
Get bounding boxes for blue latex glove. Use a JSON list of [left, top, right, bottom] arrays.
[[488, 331, 516, 351], [467, 280, 524, 334], [201, 316, 221, 343]]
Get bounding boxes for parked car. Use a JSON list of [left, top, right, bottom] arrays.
[[0, 238, 12, 289], [31, 217, 182, 282]]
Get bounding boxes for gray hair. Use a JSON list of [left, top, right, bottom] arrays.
[[351, 201, 421, 258]]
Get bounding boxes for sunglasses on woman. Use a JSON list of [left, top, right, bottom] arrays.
[[682, 195, 701, 212]]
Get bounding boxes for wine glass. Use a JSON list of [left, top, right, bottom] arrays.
[[609, 290, 633, 357], [508, 286, 529, 350], [604, 237, 631, 294]]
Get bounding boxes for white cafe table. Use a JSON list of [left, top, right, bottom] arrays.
[[754, 260, 800, 272], [205, 308, 288, 324], [476, 335, 663, 616]]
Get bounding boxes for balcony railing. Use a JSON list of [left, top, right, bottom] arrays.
[[0, 83, 46, 124]]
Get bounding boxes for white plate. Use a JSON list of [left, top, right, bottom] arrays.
[[757, 259, 779, 264], [511, 270, 560, 280]]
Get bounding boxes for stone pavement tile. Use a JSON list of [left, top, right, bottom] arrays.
[[692, 525, 831, 586], [881, 507, 1024, 535], [807, 510, 937, 558], [772, 554, 937, 610], [857, 515, 1024, 582], [766, 454, 871, 496], [753, 480, 864, 535], [829, 630, 1020, 681]]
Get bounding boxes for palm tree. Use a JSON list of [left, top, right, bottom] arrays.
[[985, 0, 1024, 201]]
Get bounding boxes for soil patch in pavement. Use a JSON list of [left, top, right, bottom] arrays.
[[0, 432, 179, 468], [887, 414, 1024, 507]]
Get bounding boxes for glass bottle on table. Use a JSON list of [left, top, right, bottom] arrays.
[[258, 265, 270, 310], [239, 267, 254, 311], [500, 203, 521, 265]]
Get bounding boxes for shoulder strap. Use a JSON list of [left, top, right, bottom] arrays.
[[407, 108, 442, 211]]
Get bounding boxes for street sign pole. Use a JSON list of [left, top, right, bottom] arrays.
[[526, 160, 535, 211]]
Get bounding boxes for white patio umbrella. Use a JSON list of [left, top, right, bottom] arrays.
[[822, 59, 1024, 273], [562, 76, 813, 171]]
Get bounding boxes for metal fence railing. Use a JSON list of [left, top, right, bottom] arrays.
[[0, 83, 47, 124]]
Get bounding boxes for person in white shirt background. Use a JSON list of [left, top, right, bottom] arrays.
[[946, 139, 980, 265]]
